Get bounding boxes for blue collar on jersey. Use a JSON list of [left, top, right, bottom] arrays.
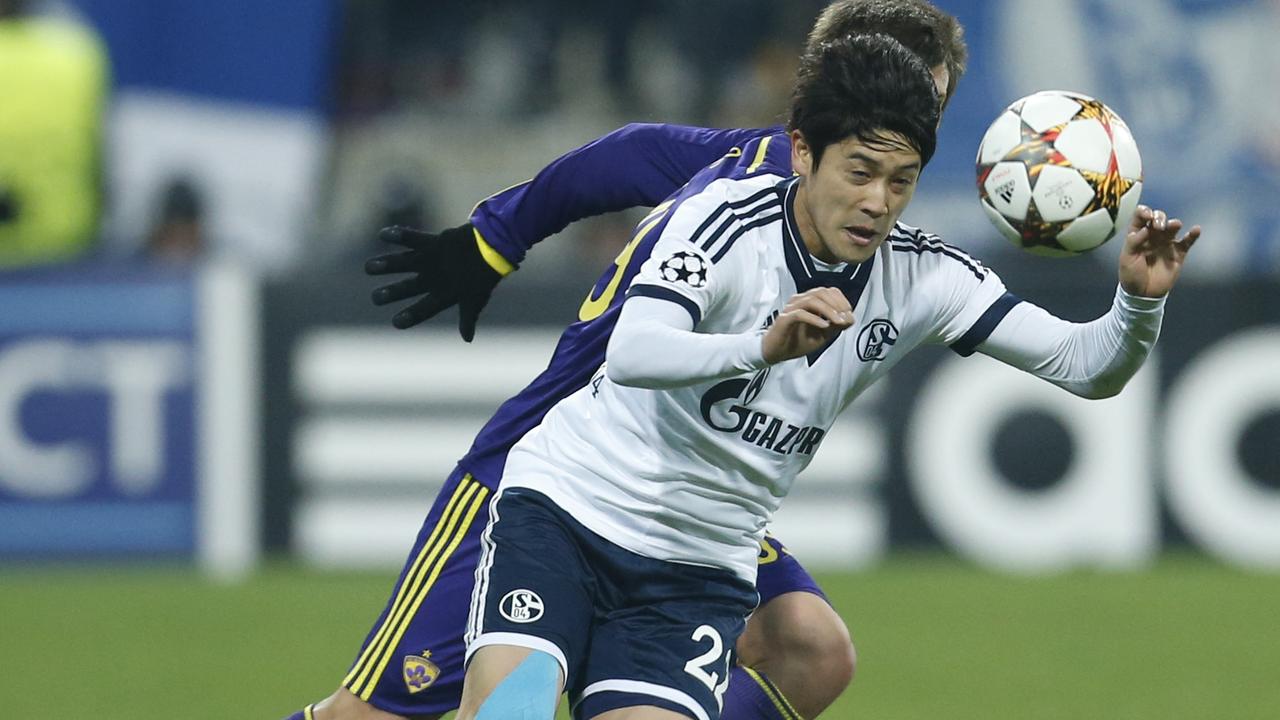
[[778, 177, 877, 365]]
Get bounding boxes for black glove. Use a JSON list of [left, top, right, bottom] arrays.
[[365, 223, 505, 340]]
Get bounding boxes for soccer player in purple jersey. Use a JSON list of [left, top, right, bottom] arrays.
[[286, 3, 966, 720]]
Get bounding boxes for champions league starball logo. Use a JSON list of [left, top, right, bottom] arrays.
[[658, 251, 708, 288]]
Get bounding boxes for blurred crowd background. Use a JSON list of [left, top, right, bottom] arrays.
[[6, 0, 1279, 279], [2, 0, 1280, 577]]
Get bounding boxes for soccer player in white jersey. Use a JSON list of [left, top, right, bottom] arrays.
[[454, 32, 1200, 720], [296, 5, 971, 720]]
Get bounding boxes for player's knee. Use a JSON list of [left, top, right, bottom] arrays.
[[766, 593, 857, 689], [786, 613, 856, 689]]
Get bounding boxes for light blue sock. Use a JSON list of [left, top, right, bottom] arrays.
[[476, 650, 561, 720]]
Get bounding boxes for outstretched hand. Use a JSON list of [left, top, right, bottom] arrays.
[[365, 224, 504, 340], [762, 288, 855, 364], [1117, 205, 1201, 299]]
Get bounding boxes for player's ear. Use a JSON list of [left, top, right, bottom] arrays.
[[790, 129, 813, 179]]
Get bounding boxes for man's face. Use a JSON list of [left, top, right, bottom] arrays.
[[790, 129, 921, 265]]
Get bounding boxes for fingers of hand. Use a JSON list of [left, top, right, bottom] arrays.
[[379, 225, 432, 250], [392, 293, 453, 329], [1177, 224, 1202, 253], [372, 276, 431, 306], [457, 294, 492, 343], [785, 288, 854, 327], [1129, 205, 1153, 232], [1124, 222, 1149, 249], [1128, 207, 1197, 251], [365, 250, 420, 275], [782, 307, 836, 331]]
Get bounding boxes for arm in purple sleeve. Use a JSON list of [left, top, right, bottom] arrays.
[[469, 123, 778, 271]]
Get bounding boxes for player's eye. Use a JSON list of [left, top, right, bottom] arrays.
[[850, 170, 871, 183]]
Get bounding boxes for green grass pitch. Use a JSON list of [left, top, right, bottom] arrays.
[[1, 553, 1276, 719]]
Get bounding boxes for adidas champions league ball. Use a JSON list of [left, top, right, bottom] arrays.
[[976, 90, 1143, 256]]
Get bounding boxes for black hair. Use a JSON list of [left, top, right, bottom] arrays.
[[788, 33, 940, 170], [807, 0, 967, 111]]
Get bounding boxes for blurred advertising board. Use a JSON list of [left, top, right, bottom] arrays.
[[264, 271, 1280, 573], [0, 264, 258, 578]]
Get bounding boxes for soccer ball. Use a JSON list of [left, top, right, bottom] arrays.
[[976, 90, 1143, 257]]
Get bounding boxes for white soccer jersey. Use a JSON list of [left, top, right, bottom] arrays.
[[500, 172, 1014, 583]]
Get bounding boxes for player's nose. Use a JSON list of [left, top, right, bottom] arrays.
[[856, 190, 889, 219], [854, 180, 892, 218]]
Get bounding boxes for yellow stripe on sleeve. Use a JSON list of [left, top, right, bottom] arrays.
[[474, 227, 516, 277], [747, 136, 774, 174], [468, 179, 529, 277], [303, 705, 315, 720], [342, 476, 480, 691]]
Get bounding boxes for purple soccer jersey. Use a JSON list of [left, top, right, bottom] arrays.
[[471, 124, 779, 270]]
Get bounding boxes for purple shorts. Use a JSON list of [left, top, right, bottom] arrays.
[[340, 468, 825, 716]]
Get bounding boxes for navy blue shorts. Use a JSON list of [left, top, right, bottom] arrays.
[[467, 487, 759, 720], [341, 468, 823, 717]]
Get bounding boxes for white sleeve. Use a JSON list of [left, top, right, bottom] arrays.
[[605, 296, 769, 389], [976, 284, 1166, 399]]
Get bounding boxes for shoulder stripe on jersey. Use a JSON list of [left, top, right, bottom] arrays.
[[698, 198, 781, 257], [687, 186, 777, 249], [699, 197, 779, 253], [711, 211, 784, 263], [888, 226, 987, 280], [950, 292, 1023, 357], [888, 241, 987, 281], [728, 185, 782, 211], [691, 187, 780, 252], [627, 284, 703, 326]]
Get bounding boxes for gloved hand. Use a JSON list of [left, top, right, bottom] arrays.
[[366, 224, 505, 340]]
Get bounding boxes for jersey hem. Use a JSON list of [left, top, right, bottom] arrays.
[[500, 475, 759, 584]]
